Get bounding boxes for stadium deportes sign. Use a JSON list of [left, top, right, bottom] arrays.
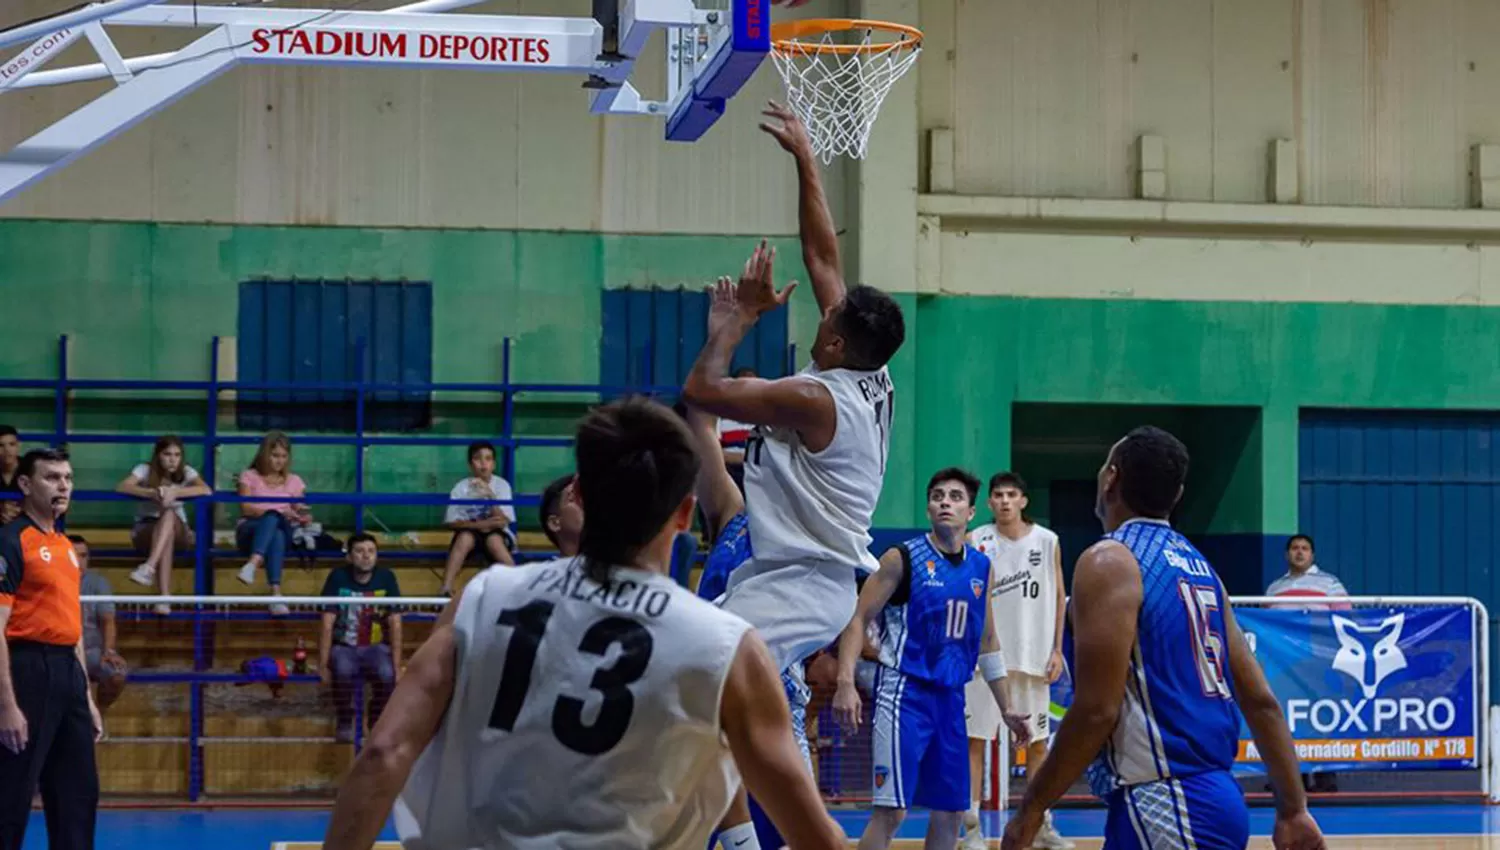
[[1233, 605, 1478, 773], [234, 26, 563, 68]]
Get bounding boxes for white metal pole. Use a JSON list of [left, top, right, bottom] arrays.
[[8, 49, 174, 89], [0, 0, 165, 50], [388, 0, 493, 11]]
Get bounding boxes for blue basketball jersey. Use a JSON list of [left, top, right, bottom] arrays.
[[1064, 518, 1241, 797], [876, 535, 991, 688]]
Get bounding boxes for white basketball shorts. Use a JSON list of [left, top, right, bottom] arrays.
[[719, 561, 858, 674], [964, 671, 1051, 743]]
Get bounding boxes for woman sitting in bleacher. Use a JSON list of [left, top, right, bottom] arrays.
[[120, 435, 210, 614], [235, 431, 311, 616]]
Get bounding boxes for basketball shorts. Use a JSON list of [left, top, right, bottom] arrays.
[[720, 560, 857, 674], [963, 671, 1000, 740], [1104, 771, 1249, 850], [697, 512, 751, 604], [871, 666, 969, 812], [1005, 672, 1051, 743]]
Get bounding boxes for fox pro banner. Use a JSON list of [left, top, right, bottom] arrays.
[[1232, 605, 1479, 773]]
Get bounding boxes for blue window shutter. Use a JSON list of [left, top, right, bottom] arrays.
[[238, 280, 432, 431], [599, 287, 792, 395]]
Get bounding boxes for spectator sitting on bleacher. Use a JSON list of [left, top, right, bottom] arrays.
[[0, 425, 19, 525], [235, 431, 310, 617], [317, 533, 402, 744], [72, 535, 127, 720], [539, 473, 582, 557], [438, 441, 516, 597], [120, 435, 210, 613]]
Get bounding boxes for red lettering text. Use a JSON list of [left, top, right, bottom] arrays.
[[249, 27, 408, 58], [745, 0, 763, 39], [416, 34, 550, 64]]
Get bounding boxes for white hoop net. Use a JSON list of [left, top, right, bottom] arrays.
[[771, 27, 921, 163]]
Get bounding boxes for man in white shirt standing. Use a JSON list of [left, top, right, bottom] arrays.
[[961, 473, 1071, 850], [1266, 533, 1348, 794]]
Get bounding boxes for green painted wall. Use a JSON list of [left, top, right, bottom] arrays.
[[0, 220, 827, 531], [7, 220, 1500, 539], [909, 295, 1500, 536]]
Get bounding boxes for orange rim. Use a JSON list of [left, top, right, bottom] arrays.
[[770, 18, 923, 56]]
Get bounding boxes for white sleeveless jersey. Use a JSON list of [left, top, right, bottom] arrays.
[[394, 559, 751, 850], [741, 363, 893, 574], [968, 523, 1060, 678]]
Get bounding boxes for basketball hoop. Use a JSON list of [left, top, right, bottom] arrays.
[[770, 18, 922, 163]]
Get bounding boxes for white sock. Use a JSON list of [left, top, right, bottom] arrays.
[[719, 822, 761, 850], [964, 801, 981, 828]]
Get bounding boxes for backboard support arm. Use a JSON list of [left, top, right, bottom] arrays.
[[0, 0, 771, 206]]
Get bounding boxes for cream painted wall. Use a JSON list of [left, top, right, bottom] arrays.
[[0, 0, 850, 233], [922, 0, 1500, 208]]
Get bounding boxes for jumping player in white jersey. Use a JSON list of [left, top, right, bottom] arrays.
[[320, 398, 844, 850], [684, 104, 905, 850], [962, 472, 1070, 850], [1001, 428, 1325, 850]]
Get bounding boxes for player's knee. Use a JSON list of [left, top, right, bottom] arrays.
[[869, 805, 906, 830]]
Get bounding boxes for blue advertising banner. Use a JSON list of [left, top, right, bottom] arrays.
[[1231, 605, 1477, 773], [1039, 604, 1478, 775]]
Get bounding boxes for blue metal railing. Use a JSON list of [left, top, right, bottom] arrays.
[[0, 333, 688, 585], [0, 334, 708, 800]]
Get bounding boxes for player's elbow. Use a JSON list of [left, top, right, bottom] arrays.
[[1238, 685, 1283, 718], [1069, 696, 1121, 732], [681, 375, 718, 408]]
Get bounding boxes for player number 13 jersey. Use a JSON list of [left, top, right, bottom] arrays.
[[394, 559, 751, 850]]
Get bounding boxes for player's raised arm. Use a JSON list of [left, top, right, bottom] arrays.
[[683, 399, 744, 539], [760, 101, 845, 312], [1222, 596, 1327, 850], [1004, 540, 1141, 849], [322, 584, 468, 850], [831, 546, 903, 731], [721, 629, 846, 850], [683, 246, 836, 444]]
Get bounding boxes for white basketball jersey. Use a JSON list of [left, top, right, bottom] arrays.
[[741, 363, 893, 575], [968, 523, 1059, 678], [394, 559, 751, 850]]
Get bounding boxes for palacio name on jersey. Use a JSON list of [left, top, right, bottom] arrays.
[[525, 566, 672, 618], [856, 370, 893, 403]]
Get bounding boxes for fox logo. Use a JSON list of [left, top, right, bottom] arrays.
[[1331, 614, 1407, 699]]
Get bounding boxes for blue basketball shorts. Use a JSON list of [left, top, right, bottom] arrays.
[[870, 665, 969, 812], [697, 511, 751, 604], [1104, 770, 1249, 850]]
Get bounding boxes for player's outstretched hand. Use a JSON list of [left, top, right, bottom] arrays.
[[707, 276, 742, 335], [1002, 712, 1031, 749], [1000, 807, 1043, 850], [831, 681, 862, 734], [1273, 811, 1326, 850], [735, 239, 798, 317], [759, 101, 813, 157]]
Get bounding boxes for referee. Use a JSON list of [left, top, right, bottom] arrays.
[[0, 449, 100, 850]]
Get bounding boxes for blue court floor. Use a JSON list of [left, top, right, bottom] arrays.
[[22, 803, 1500, 849]]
